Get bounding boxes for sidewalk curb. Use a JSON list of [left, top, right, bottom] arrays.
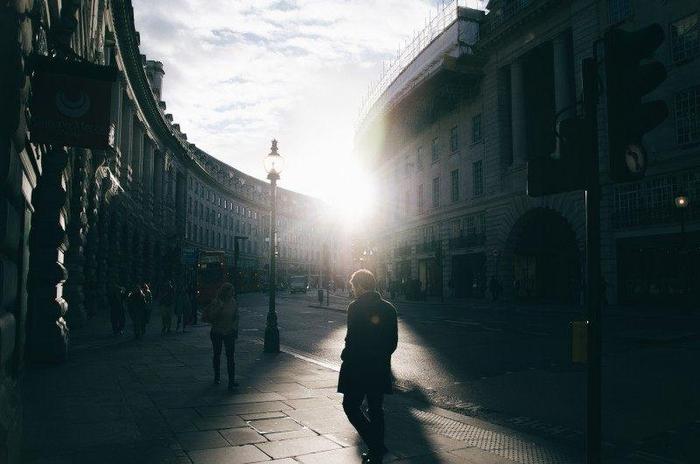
[[246, 336, 576, 459]]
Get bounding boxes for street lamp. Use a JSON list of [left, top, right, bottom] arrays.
[[675, 194, 689, 237], [264, 139, 285, 353], [674, 194, 689, 301]]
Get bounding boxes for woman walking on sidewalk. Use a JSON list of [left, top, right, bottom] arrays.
[[159, 280, 175, 334], [203, 282, 239, 391], [126, 284, 147, 339], [338, 269, 398, 464], [174, 284, 190, 333]]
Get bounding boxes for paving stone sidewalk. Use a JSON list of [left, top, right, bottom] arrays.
[[21, 315, 580, 464]]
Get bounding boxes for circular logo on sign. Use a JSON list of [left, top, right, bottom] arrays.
[[55, 91, 91, 118], [624, 143, 646, 175]]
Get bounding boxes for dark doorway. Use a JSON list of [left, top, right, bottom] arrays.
[[511, 209, 580, 303], [418, 258, 442, 297], [452, 253, 486, 297]]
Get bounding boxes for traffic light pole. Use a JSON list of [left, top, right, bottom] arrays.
[[582, 57, 602, 464]]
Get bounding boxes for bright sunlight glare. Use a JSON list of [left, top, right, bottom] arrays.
[[308, 159, 377, 232]]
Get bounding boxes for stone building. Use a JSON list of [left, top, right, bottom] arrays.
[[183, 146, 341, 291], [356, 0, 699, 305], [0, 1, 340, 461]]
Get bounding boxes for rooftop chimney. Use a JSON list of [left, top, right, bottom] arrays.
[[145, 60, 165, 101]]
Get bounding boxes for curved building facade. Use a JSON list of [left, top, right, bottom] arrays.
[[0, 1, 344, 460], [356, 0, 699, 305]]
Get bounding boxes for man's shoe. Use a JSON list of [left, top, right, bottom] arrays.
[[364, 455, 383, 464], [362, 447, 387, 462]]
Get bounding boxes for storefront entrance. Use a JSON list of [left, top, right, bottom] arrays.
[[617, 232, 700, 306], [452, 253, 486, 297], [510, 208, 581, 303], [418, 258, 442, 297]]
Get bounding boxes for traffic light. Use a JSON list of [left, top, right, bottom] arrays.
[[527, 117, 590, 197], [604, 24, 668, 183]]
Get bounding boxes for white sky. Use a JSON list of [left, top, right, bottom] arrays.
[[131, 1, 491, 202]]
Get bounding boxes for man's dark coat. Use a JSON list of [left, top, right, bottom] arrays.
[[338, 291, 398, 394]]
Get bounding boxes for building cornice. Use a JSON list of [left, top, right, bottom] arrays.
[[477, 0, 566, 50], [110, 0, 283, 211]]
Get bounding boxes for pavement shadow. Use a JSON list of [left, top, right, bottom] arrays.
[[383, 379, 441, 462]]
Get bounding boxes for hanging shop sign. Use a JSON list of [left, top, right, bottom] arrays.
[[30, 56, 118, 149]]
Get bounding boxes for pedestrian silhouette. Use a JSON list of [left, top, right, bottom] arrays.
[[203, 282, 239, 391], [142, 283, 153, 331], [489, 276, 502, 301], [109, 284, 126, 335], [338, 269, 398, 463], [159, 280, 175, 334], [126, 284, 147, 339]]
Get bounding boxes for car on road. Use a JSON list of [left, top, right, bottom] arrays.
[[289, 275, 309, 294]]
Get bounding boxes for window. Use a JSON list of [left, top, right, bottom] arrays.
[[417, 146, 424, 170], [608, 0, 632, 24], [404, 155, 411, 177], [451, 169, 459, 203], [431, 137, 439, 163], [478, 211, 486, 234], [472, 160, 483, 197], [432, 177, 440, 208], [450, 126, 459, 154], [675, 86, 700, 145], [472, 114, 482, 143], [671, 14, 699, 64], [465, 215, 476, 236], [418, 184, 424, 213]]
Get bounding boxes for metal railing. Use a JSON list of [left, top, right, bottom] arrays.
[[613, 170, 700, 228], [448, 233, 486, 249], [482, 0, 533, 36], [356, 0, 484, 127], [394, 245, 412, 258], [417, 240, 441, 254]]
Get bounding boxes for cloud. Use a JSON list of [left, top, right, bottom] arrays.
[[132, 0, 463, 199]]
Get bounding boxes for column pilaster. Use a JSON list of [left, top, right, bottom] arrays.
[[553, 33, 574, 120], [510, 59, 527, 164], [63, 149, 91, 327], [26, 148, 70, 363]]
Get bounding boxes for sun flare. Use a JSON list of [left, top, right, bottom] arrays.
[[315, 161, 377, 232]]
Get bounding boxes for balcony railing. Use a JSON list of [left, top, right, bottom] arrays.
[[448, 233, 486, 249], [613, 170, 700, 229], [417, 241, 441, 254], [394, 245, 412, 258]]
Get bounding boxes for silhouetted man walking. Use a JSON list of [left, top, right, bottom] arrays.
[[338, 269, 398, 463]]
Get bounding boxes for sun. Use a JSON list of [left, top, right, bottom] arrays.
[[313, 160, 377, 232]]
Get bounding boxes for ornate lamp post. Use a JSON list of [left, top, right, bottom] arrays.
[[264, 140, 284, 353]]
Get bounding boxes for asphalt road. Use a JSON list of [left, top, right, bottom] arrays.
[[237, 291, 700, 462]]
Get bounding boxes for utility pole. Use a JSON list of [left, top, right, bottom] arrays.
[[582, 57, 602, 464]]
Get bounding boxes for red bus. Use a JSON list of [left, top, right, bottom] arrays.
[[196, 250, 229, 307]]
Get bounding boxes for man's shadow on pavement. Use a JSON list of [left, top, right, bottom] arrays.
[[381, 378, 441, 462]]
